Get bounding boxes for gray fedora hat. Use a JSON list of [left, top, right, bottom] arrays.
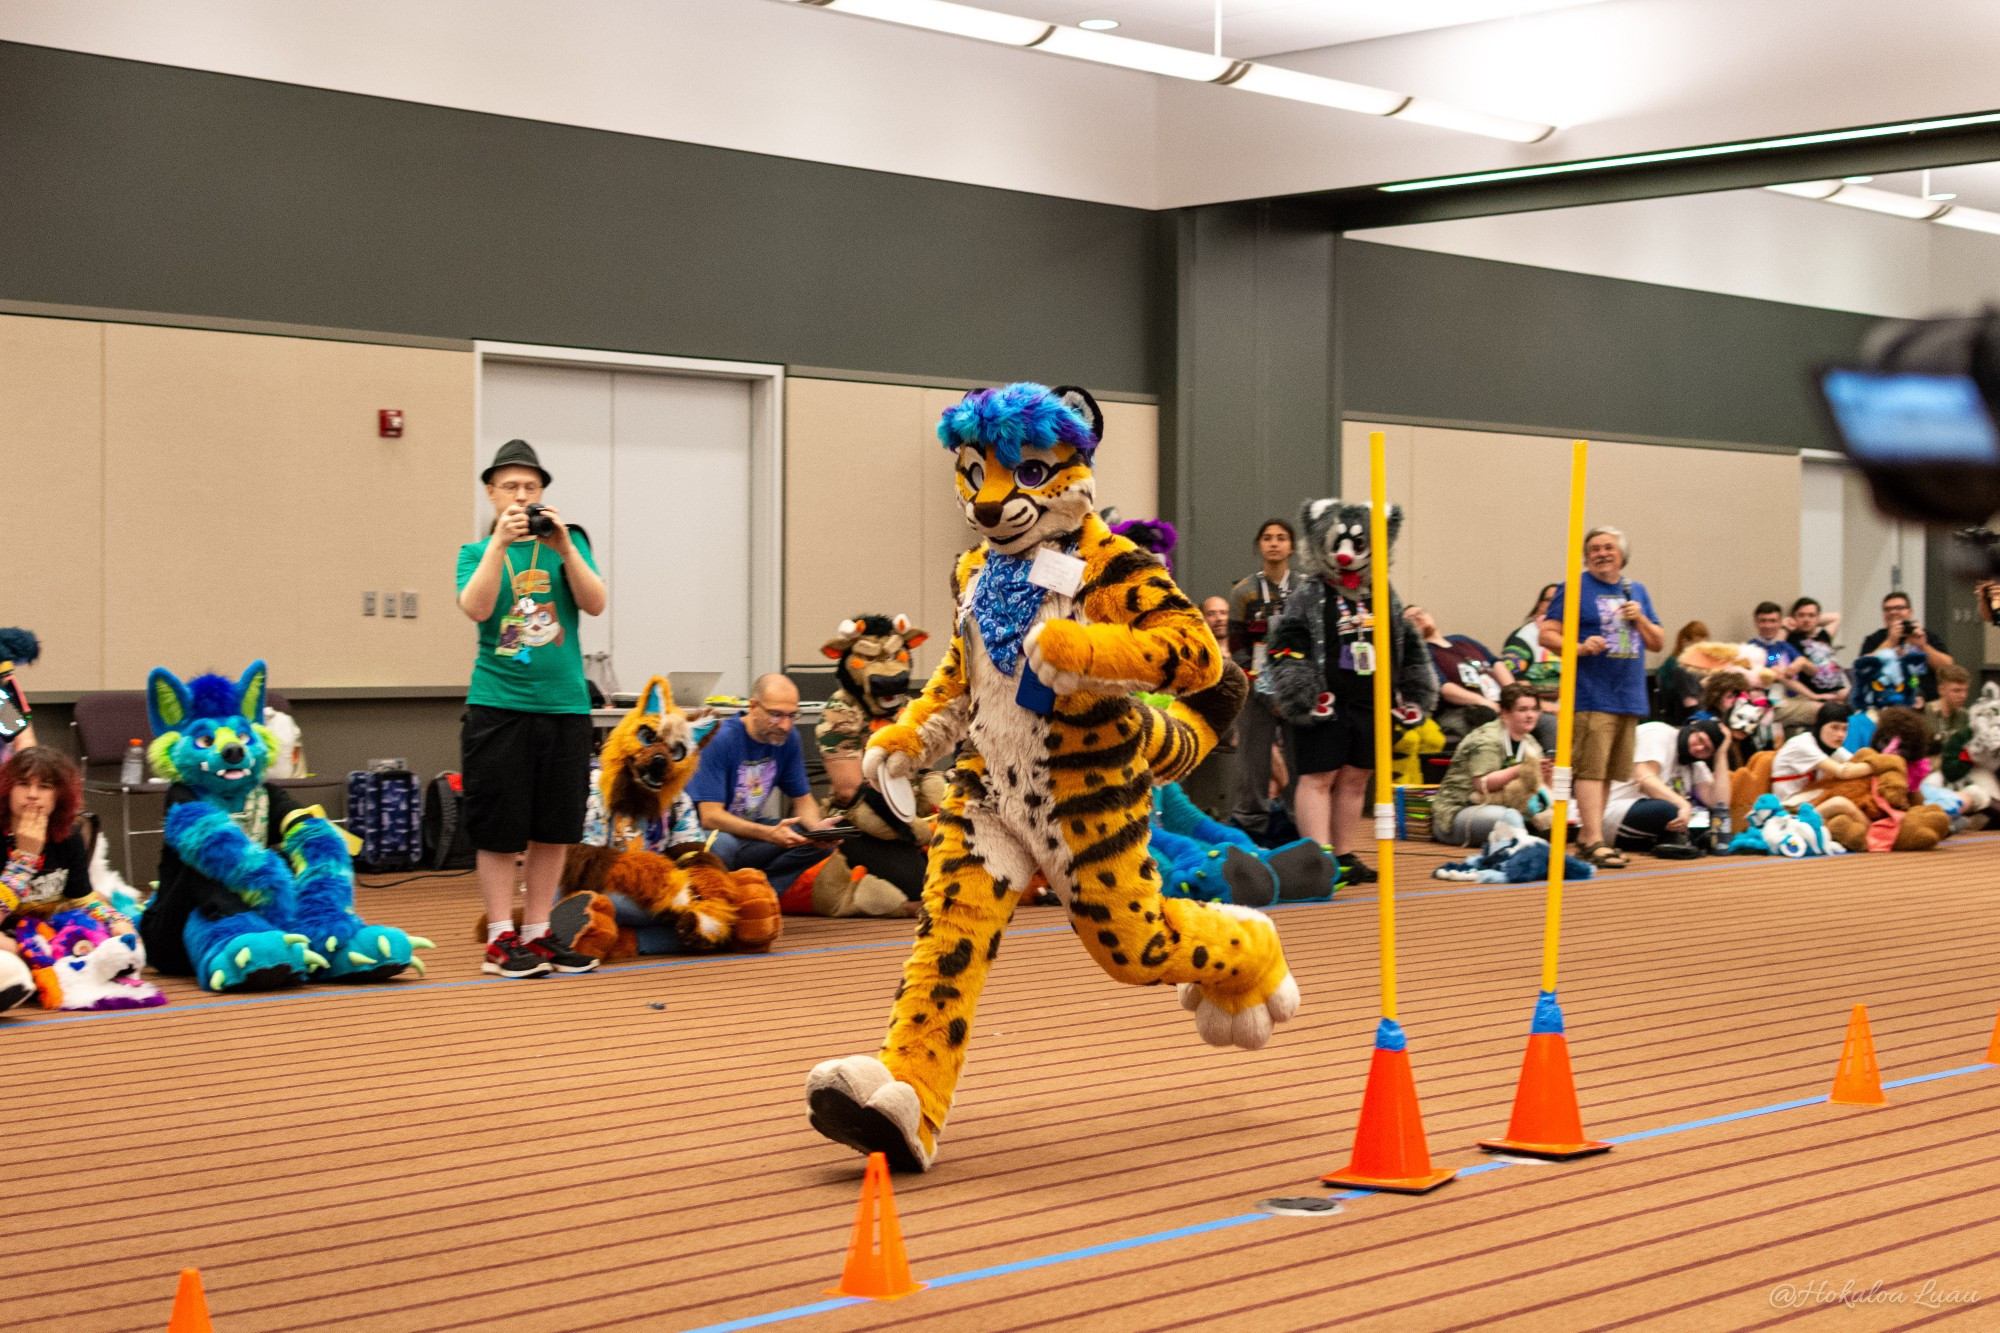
[[482, 438, 551, 486]]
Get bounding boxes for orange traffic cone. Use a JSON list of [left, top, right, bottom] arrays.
[[1986, 1008, 2000, 1065], [1322, 1019, 1456, 1194], [1829, 1004, 1886, 1105], [1478, 991, 1610, 1160], [166, 1268, 213, 1332], [826, 1153, 925, 1300]]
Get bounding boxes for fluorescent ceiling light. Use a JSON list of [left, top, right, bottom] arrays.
[[1380, 110, 2000, 193], [786, 0, 1555, 141], [1822, 183, 1950, 219], [1937, 206, 2000, 235], [1032, 24, 1233, 81], [799, 0, 1050, 45], [1220, 62, 1407, 117], [1392, 96, 1553, 145]]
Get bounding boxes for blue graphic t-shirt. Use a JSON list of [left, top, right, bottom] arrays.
[[686, 716, 810, 820], [1545, 574, 1657, 717]]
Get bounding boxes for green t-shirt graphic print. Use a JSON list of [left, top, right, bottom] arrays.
[[456, 530, 598, 714]]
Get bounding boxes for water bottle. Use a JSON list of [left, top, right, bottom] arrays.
[[1708, 804, 1730, 855], [120, 739, 145, 787]]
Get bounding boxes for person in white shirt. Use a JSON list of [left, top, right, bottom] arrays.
[[1769, 703, 1871, 826], [1604, 719, 1732, 854]]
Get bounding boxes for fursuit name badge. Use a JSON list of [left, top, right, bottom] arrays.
[[1017, 547, 1084, 715]]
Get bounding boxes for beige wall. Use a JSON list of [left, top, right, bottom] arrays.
[[9, 312, 1162, 698], [783, 377, 1159, 674], [6, 313, 476, 693], [1342, 422, 1801, 660]]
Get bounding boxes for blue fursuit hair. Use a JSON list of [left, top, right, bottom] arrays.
[[937, 382, 1098, 467], [187, 673, 245, 722], [0, 628, 39, 665]]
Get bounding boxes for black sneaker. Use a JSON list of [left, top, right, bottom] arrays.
[[0, 983, 30, 1014], [526, 932, 601, 974], [1336, 853, 1379, 885], [483, 931, 553, 979]]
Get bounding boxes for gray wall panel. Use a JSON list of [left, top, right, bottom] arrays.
[[1337, 238, 1878, 452], [0, 42, 1159, 393], [1166, 204, 1340, 602]]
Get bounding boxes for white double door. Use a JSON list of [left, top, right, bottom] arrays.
[[480, 360, 754, 695]]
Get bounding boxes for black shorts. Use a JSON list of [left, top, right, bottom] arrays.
[[1292, 708, 1376, 776], [460, 705, 594, 853]]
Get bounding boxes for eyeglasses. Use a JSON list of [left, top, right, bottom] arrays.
[[754, 704, 799, 723]]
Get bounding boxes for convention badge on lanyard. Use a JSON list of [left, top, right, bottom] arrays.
[[1350, 640, 1377, 676], [1017, 542, 1085, 714], [495, 542, 543, 662]]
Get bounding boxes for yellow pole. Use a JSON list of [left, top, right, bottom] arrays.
[[1368, 431, 1398, 1022], [1541, 440, 1589, 994]]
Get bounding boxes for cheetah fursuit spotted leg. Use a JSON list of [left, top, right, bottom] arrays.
[[807, 793, 1021, 1172]]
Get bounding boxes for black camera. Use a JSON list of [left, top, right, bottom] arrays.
[[1813, 308, 2000, 531], [524, 502, 558, 539]]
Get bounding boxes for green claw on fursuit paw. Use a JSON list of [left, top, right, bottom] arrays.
[[200, 930, 315, 992], [319, 926, 433, 983]]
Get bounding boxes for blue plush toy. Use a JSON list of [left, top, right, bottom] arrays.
[[1150, 783, 1341, 907], [136, 661, 434, 991], [1433, 819, 1595, 884], [1727, 793, 1845, 858]]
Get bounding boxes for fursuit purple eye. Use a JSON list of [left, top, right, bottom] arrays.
[[1014, 459, 1052, 488]]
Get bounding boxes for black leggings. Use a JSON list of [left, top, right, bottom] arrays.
[[1612, 798, 1681, 850]]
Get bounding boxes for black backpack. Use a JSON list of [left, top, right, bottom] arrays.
[[422, 771, 476, 871]]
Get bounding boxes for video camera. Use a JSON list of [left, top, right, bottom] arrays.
[[1813, 310, 2000, 559]]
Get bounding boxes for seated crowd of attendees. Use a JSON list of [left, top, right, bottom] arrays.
[[1213, 517, 1981, 874]]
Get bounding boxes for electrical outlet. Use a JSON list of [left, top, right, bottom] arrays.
[[401, 590, 419, 619], [382, 591, 398, 619], [362, 590, 376, 616]]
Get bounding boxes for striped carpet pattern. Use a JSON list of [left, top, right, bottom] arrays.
[[10, 838, 2000, 1331]]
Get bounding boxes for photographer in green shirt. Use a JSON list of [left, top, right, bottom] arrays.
[[455, 439, 609, 980]]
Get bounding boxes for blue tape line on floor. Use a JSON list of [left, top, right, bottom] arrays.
[[13, 837, 1997, 1037], [679, 1058, 1998, 1333]]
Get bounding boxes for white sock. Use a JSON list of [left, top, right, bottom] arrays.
[[486, 921, 513, 944], [521, 921, 551, 942]]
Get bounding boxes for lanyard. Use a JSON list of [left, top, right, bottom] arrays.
[[503, 539, 543, 596], [1257, 571, 1291, 611]]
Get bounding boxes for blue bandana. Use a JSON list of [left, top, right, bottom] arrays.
[[969, 552, 1047, 677]]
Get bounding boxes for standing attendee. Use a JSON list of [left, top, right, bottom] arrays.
[[1502, 583, 1564, 749], [1201, 596, 1232, 643], [457, 439, 609, 979], [1429, 685, 1551, 847], [689, 673, 835, 893], [1857, 592, 1952, 702], [1405, 605, 1513, 744], [1541, 527, 1665, 869], [1785, 598, 1850, 707], [1225, 519, 1298, 838]]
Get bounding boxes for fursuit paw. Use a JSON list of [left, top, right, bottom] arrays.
[[806, 1055, 935, 1173], [1023, 621, 1154, 697], [319, 925, 434, 983], [1173, 903, 1299, 1051], [1178, 971, 1300, 1051], [200, 931, 326, 993], [862, 730, 920, 789]]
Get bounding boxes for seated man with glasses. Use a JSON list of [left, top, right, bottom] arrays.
[[688, 673, 837, 893]]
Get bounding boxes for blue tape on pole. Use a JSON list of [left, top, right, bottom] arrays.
[[1374, 1016, 1407, 1051], [1531, 989, 1565, 1035]]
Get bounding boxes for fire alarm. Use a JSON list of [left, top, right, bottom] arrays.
[[378, 408, 404, 438]]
